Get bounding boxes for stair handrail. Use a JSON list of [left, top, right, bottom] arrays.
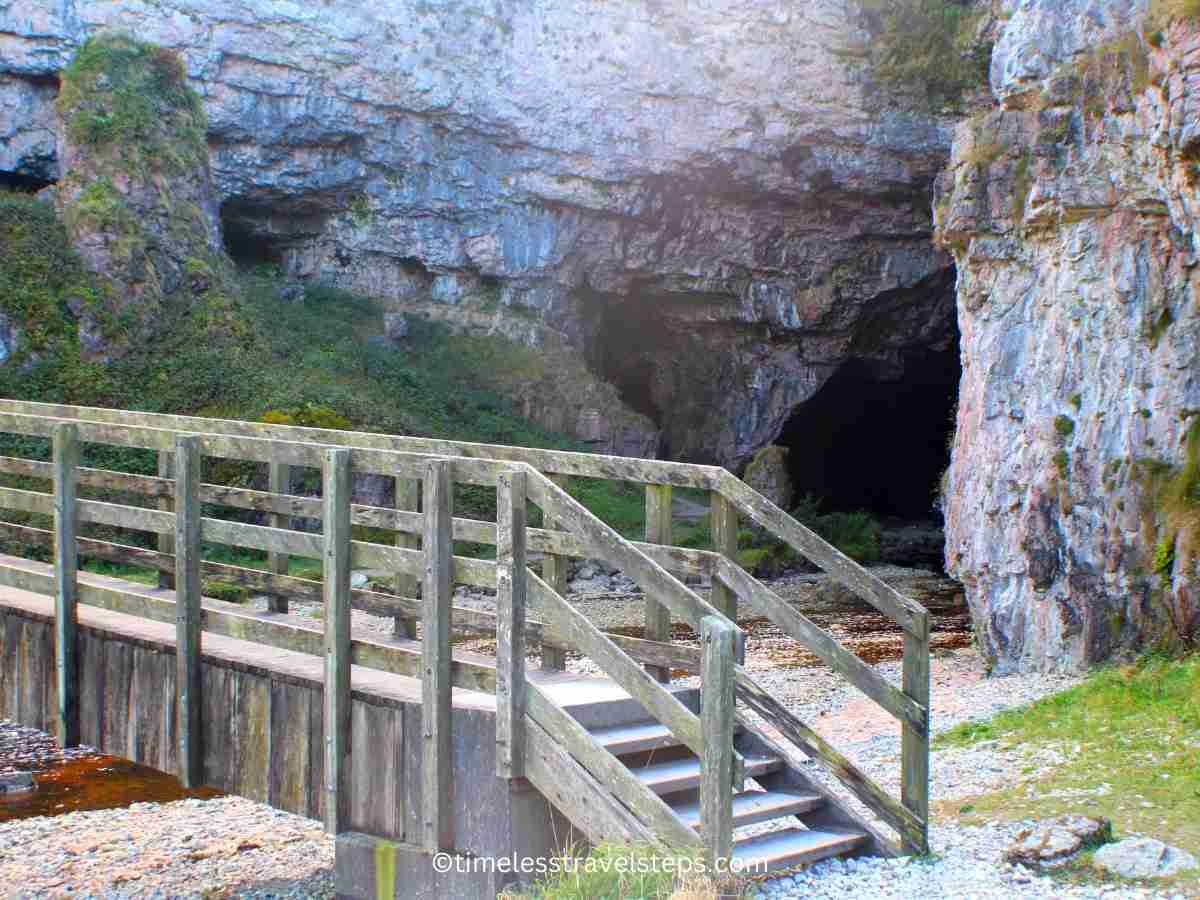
[[503, 464, 740, 861], [712, 471, 931, 855]]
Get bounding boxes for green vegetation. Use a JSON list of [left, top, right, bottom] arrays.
[[502, 844, 721, 900], [1054, 415, 1076, 439], [0, 190, 102, 361], [1053, 449, 1070, 479], [1011, 149, 1033, 223], [1137, 421, 1200, 588], [855, 0, 993, 109], [57, 33, 207, 174], [938, 655, 1200, 890]]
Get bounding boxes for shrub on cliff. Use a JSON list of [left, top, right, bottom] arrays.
[[855, 0, 993, 109]]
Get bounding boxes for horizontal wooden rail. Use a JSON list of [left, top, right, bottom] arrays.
[[0, 554, 498, 693], [716, 471, 929, 637], [0, 400, 724, 488], [0, 456, 716, 576], [0, 521, 547, 640]]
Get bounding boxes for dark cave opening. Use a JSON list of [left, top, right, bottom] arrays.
[[220, 212, 284, 266], [778, 333, 961, 523], [0, 170, 56, 193], [585, 293, 674, 424]]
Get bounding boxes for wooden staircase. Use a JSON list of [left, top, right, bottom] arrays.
[[590, 715, 870, 872]]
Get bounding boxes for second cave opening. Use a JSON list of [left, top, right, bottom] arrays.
[[777, 335, 961, 524]]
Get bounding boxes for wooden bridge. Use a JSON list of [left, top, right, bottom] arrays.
[[0, 399, 930, 898]]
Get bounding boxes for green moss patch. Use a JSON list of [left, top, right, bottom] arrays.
[[57, 33, 206, 174]]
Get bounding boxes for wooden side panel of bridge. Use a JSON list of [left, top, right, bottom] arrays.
[[0, 400, 931, 900]]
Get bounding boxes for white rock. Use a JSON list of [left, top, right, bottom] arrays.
[[1093, 838, 1199, 879]]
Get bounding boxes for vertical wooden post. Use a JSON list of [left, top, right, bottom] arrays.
[[901, 615, 931, 855], [174, 435, 203, 788], [323, 449, 352, 835], [422, 459, 453, 850], [495, 468, 527, 779], [539, 473, 569, 671], [52, 423, 79, 748], [644, 484, 673, 682], [710, 491, 739, 624], [700, 615, 735, 868], [157, 450, 175, 590], [394, 477, 420, 639], [267, 461, 290, 613]]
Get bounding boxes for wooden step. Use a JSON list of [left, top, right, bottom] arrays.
[[632, 754, 780, 795], [671, 790, 823, 830], [732, 828, 868, 874], [590, 721, 684, 756]]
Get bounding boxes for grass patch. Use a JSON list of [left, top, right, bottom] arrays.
[[502, 844, 726, 900], [855, 0, 993, 110], [1150, 0, 1200, 25], [937, 655, 1200, 888]]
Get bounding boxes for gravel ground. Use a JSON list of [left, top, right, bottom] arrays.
[[0, 566, 1173, 899], [755, 822, 1186, 900], [0, 795, 333, 899]]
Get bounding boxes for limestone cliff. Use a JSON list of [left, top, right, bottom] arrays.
[[938, 0, 1200, 672], [0, 0, 955, 466]]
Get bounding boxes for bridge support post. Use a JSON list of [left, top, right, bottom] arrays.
[[174, 435, 203, 788], [539, 473, 569, 671], [495, 468, 526, 779], [422, 459, 453, 850], [267, 461, 290, 613], [700, 614, 736, 869], [901, 614, 931, 855], [393, 477, 420, 639], [323, 448, 352, 834], [52, 423, 79, 748], [644, 484, 673, 682]]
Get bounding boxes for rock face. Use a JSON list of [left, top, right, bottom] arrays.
[[938, 1, 1200, 671], [744, 445, 795, 511], [0, 0, 955, 466]]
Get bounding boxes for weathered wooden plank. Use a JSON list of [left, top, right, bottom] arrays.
[[495, 469, 526, 779], [715, 558, 926, 732], [52, 423, 80, 748], [525, 684, 698, 848], [235, 675, 271, 804], [349, 701, 402, 838], [539, 473, 570, 671], [644, 484, 672, 683], [421, 458, 453, 851], [269, 681, 315, 818], [323, 448, 352, 835], [525, 468, 740, 646], [156, 451, 175, 590], [393, 477, 419, 638], [0, 400, 723, 488], [174, 434, 203, 788], [522, 717, 656, 847], [733, 666, 925, 849], [901, 626, 931, 855], [717, 471, 929, 637], [267, 461, 290, 614], [700, 615, 736, 866], [709, 490, 738, 625]]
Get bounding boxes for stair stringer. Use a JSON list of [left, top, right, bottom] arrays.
[[524, 717, 658, 847], [734, 715, 899, 859]]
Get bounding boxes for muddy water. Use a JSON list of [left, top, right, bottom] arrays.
[[0, 755, 221, 823]]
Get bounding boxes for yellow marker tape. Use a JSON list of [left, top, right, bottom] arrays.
[[375, 839, 396, 900]]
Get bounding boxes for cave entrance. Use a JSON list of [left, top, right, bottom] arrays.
[[0, 171, 55, 193], [777, 325, 960, 565]]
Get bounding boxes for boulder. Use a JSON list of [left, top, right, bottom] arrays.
[[743, 445, 794, 510], [1093, 838, 1198, 880], [1004, 815, 1112, 867]]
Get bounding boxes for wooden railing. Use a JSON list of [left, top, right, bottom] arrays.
[[0, 399, 930, 859]]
